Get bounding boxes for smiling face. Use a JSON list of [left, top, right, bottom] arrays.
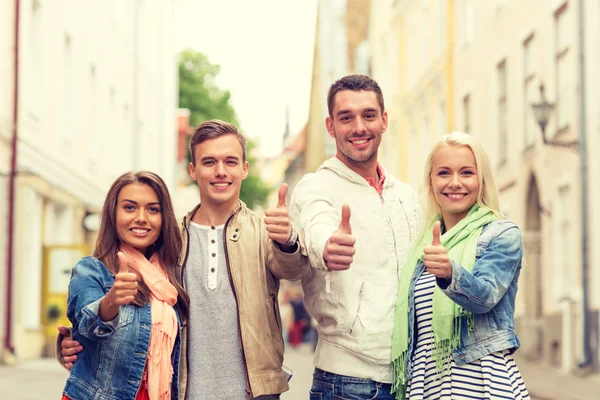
[[326, 89, 388, 169], [189, 133, 249, 210], [115, 182, 162, 254], [430, 145, 480, 230]]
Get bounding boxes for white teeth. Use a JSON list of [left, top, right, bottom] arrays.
[[213, 183, 229, 187], [131, 229, 149, 234], [448, 194, 465, 199], [352, 139, 368, 145]]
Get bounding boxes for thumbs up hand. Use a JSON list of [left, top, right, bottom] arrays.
[[99, 252, 139, 322], [110, 252, 139, 306], [265, 183, 295, 246], [423, 221, 452, 279], [323, 205, 356, 271]]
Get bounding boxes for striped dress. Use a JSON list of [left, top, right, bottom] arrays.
[[406, 272, 530, 400]]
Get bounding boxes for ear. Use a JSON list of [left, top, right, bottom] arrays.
[[381, 111, 388, 133], [188, 162, 196, 180], [241, 160, 249, 180], [326, 116, 335, 138]]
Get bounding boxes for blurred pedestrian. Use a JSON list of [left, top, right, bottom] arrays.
[[391, 132, 530, 399]]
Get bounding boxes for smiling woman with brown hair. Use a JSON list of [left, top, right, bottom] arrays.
[[61, 171, 188, 400]]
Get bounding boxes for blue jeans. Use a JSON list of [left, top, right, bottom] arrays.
[[309, 368, 395, 399]]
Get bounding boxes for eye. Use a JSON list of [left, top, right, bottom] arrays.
[[203, 160, 215, 166], [148, 206, 161, 214], [462, 170, 476, 176], [340, 115, 352, 122], [124, 205, 135, 211], [226, 160, 238, 165], [365, 113, 376, 119], [437, 171, 450, 176]]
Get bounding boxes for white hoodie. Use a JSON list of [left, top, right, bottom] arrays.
[[289, 157, 421, 383]]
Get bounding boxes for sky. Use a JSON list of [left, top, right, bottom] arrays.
[[175, 0, 318, 158]]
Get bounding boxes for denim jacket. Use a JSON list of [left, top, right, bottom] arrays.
[[62, 257, 182, 400], [406, 220, 523, 369]]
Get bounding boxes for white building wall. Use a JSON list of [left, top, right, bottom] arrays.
[[1, 0, 179, 361]]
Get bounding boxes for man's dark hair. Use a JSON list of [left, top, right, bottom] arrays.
[[327, 75, 385, 117], [189, 119, 247, 164]]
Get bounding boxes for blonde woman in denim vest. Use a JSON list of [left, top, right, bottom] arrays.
[[61, 171, 189, 400], [391, 133, 530, 399]]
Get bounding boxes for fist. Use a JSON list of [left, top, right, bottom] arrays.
[[265, 183, 294, 245], [323, 205, 355, 271], [423, 221, 452, 279], [110, 252, 139, 306]]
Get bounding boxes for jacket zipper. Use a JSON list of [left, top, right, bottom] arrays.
[[223, 213, 253, 399], [380, 193, 401, 275]]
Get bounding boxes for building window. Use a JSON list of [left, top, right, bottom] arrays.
[[437, 0, 447, 55], [438, 102, 446, 137], [523, 34, 536, 149], [555, 3, 570, 131], [462, 94, 470, 134], [497, 60, 508, 165], [61, 34, 73, 148], [459, 0, 474, 46]]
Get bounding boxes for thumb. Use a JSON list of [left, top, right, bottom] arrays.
[[432, 221, 442, 246], [277, 183, 288, 208], [117, 251, 129, 274], [339, 204, 352, 234], [57, 325, 71, 336]]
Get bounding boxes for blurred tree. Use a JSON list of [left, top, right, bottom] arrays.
[[178, 49, 271, 209]]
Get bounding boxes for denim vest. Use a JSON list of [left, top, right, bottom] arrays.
[[62, 257, 181, 400], [406, 220, 523, 371]]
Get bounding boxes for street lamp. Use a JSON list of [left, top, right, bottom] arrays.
[[531, 84, 579, 150]]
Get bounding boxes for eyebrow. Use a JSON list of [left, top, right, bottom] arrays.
[[200, 155, 240, 162], [120, 199, 161, 206], [335, 108, 379, 118]]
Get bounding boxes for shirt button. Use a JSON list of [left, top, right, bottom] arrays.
[[211, 253, 216, 257], [211, 226, 215, 230], [211, 239, 215, 244], [210, 268, 215, 273]]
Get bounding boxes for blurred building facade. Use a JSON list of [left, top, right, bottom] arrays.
[[370, 0, 455, 190], [0, 0, 179, 363], [303, 0, 372, 174]]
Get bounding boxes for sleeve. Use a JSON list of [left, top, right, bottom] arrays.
[[439, 221, 523, 314], [265, 233, 310, 281], [288, 175, 340, 271], [67, 258, 121, 341]]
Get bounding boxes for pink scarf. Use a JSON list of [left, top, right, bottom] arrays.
[[120, 244, 178, 400]]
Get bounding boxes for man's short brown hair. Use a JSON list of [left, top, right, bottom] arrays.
[[189, 119, 247, 164]]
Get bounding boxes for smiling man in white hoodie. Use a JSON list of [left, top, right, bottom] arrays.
[[289, 75, 421, 399]]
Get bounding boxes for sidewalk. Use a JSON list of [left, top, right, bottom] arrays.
[[516, 356, 600, 400], [0, 357, 68, 399]]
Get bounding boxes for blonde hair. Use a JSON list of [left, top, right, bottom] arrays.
[[422, 132, 501, 225]]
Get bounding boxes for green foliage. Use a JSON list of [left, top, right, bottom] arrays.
[[178, 49, 239, 127], [240, 140, 272, 209], [178, 49, 272, 209]]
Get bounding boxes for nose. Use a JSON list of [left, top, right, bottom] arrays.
[[134, 208, 147, 224], [448, 173, 462, 188], [215, 161, 227, 177], [353, 117, 367, 134]]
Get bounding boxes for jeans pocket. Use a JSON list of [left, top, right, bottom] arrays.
[[334, 380, 379, 400], [309, 391, 324, 400]]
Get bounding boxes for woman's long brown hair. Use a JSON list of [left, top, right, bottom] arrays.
[[94, 171, 189, 322]]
